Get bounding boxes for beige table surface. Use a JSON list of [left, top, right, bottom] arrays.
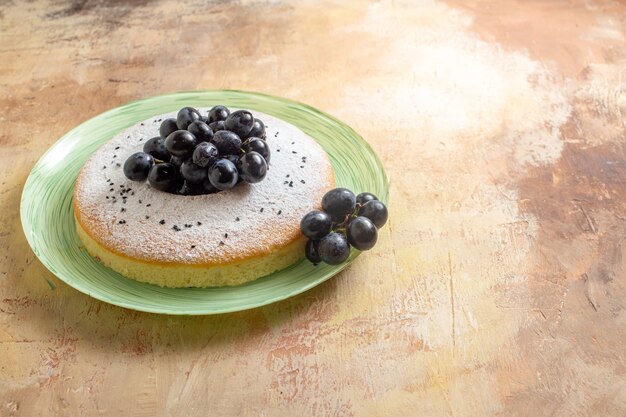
[[1, 0, 626, 416]]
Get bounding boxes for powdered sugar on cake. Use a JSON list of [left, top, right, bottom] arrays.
[[74, 109, 334, 264]]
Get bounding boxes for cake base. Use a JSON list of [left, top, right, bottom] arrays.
[[76, 219, 306, 288]]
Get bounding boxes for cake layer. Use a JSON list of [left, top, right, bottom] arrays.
[[76, 220, 306, 287]]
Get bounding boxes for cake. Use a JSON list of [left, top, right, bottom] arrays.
[[73, 107, 334, 288]]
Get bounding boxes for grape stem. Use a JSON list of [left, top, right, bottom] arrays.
[[331, 211, 358, 234]]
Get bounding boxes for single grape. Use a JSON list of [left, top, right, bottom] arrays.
[[208, 159, 239, 190], [356, 192, 378, 206], [318, 232, 350, 265], [159, 118, 178, 139], [123, 152, 154, 181], [180, 160, 208, 184], [321, 188, 356, 222], [164, 130, 197, 158], [246, 118, 266, 139], [143, 136, 170, 161], [212, 130, 242, 155], [148, 163, 178, 192], [209, 120, 226, 133], [224, 110, 254, 137], [358, 200, 388, 228], [192, 142, 219, 168], [346, 216, 378, 250], [300, 210, 332, 240], [187, 121, 214, 143], [236, 151, 267, 183], [305, 239, 322, 264], [242, 138, 271, 162], [208, 105, 230, 123], [176, 107, 202, 130]]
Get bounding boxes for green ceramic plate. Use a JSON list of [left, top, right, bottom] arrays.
[[20, 91, 388, 315]]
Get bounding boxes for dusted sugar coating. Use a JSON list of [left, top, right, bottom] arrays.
[[74, 109, 334, 266]]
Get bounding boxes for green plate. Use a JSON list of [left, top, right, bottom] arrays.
[[20, 91, 388, 315]]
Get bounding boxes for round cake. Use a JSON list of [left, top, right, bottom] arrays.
[[73, 108, 334, 287]]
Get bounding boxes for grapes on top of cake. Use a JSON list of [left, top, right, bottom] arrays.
[[123, 106, 270, 195]]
